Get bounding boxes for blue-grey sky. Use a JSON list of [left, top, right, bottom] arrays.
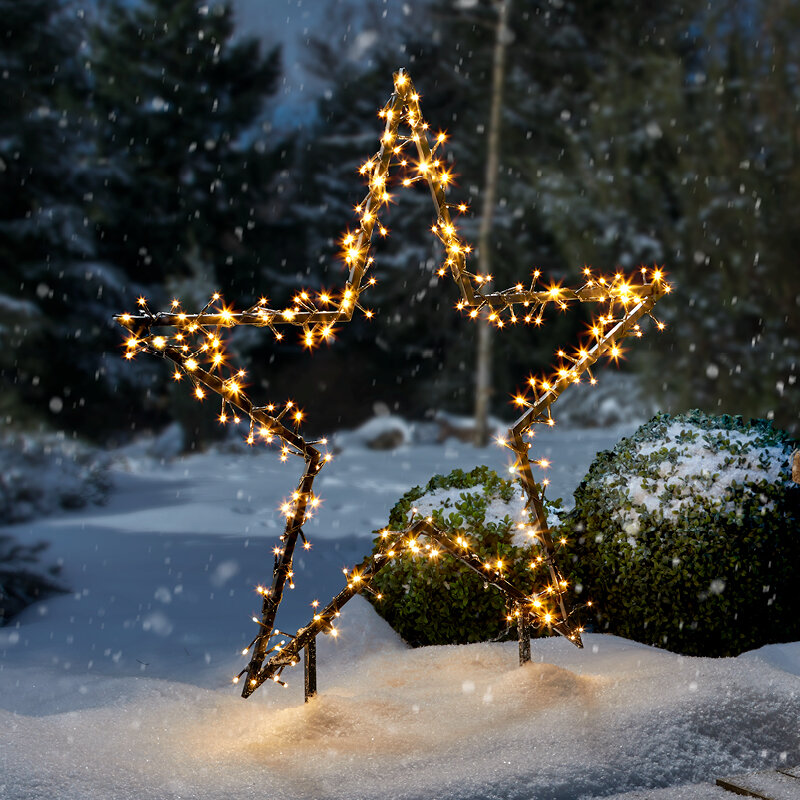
[[233, 0, 429, 125]]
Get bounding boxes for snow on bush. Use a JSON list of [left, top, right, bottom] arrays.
[[562, 410, 800, 657], [368, 465, 563, 646], [0, 432, 112, 524]]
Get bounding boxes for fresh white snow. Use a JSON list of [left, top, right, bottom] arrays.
[[626, 422, 788, 517], [403, 480, 557, 551], [1, 422, 798, 800]]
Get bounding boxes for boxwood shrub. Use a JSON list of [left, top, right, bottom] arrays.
[[561, 410, 800, 657], [366, 465, 561, 646]]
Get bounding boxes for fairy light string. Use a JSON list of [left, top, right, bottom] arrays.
[[115, 69, 670, 698]]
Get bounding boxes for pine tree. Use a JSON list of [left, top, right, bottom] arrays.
[[0, 0, 122, 435], [295, 2, 573, 423], [87, 0, 289, 445], [425, 0, 597, 414], [293, 27, 488, 422], [294, 1, 798, 435], [662, 0, 800, 433], [89, 0, 283, 292], [518, 0, 800, 432]]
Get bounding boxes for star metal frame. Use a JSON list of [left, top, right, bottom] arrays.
[[116, 69, 669, 699]]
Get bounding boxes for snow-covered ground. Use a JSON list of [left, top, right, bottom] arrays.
[[1, 423, 798, 800]]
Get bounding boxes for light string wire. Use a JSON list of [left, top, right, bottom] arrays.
[[115, 69, 670, 697]]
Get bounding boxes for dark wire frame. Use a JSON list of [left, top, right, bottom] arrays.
[[115, 69, 670, 699]]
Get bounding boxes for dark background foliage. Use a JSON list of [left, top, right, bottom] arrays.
[[2, 0, 798, 448]]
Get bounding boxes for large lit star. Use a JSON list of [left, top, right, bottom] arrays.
[[115, 69, 669, 699]]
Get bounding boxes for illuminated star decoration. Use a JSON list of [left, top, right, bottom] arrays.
[[116, 69, 670, 699]]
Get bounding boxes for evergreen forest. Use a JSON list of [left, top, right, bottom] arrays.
[[2, 0, 798, 447]]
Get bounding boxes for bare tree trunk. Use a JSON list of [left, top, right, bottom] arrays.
[[473, 0, 510, 447]]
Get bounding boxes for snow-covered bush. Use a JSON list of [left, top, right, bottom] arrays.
[[0, 432, 112, 524], [368, 466, 559, 646], [562, 410, 800, 657], [0, 535, 65, 625]]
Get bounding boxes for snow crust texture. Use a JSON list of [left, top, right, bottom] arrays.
[[2, 630, 799, 800]]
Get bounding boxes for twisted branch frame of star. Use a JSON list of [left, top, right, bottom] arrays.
[[116, 69, 670, 698]]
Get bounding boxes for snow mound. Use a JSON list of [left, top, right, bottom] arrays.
[[332, 414, 414, 451], [113, 422, 186, 466], [550, 371, 655, 428], [1, 427, 798, 799], [2, 628, 799, 800], [429, 409, 508, 443], [0, 432, 112, 524]]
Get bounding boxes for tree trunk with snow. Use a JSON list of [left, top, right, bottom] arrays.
[[473, 0, 510, 447]]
